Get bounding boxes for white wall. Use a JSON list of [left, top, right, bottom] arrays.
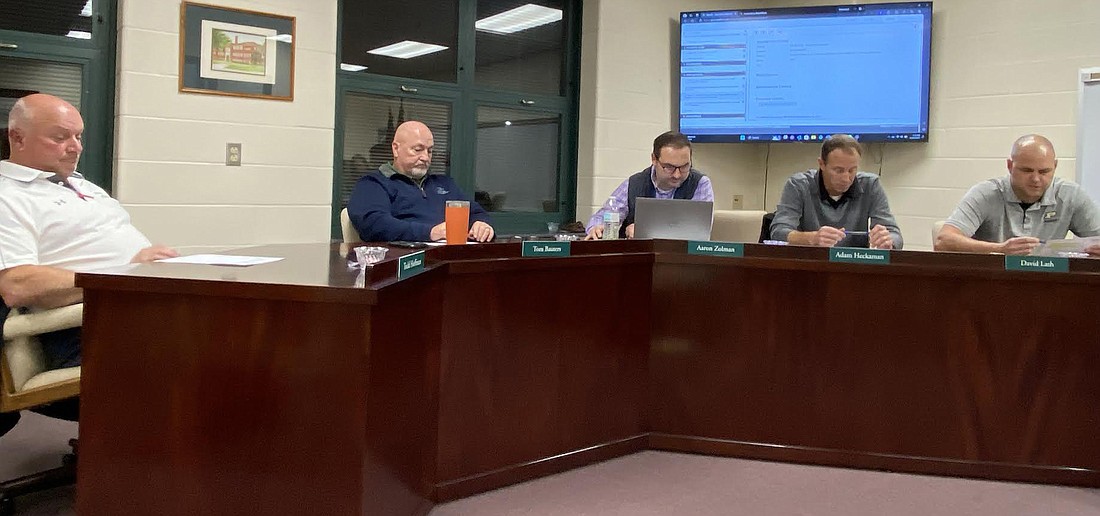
[[114, 0, 337, 247], [578, 0, 1100, 249]]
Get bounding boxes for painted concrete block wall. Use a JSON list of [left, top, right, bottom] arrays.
[[114, 0, 337, 247], [578, 0, 1100, 249]]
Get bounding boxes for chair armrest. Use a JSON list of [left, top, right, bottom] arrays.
[[4, 304, 84, 339]]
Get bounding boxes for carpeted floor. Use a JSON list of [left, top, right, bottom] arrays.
[[4, 411, 1099, 516]]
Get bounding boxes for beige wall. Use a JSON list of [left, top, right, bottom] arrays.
[[114, 0, 337, 247], [579, 0, 1100, 249]]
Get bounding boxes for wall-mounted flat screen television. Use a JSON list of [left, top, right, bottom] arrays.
[[678, 2, 932, 143]]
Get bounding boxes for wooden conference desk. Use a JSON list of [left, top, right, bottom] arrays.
[[74, 241, 1100, 515]]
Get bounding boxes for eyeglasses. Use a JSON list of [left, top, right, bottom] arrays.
[[657, 161, 691, 174]]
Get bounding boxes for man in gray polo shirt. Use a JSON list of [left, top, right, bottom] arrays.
[[935, 134, 1100, 256], [770, 134, 903, 249]]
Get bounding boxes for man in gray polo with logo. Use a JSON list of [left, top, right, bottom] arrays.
[[935, 134, 1100, 256]]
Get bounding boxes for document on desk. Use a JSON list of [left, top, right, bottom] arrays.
[[1031, 236, 1100, 257], [155, 254, 284, 266]]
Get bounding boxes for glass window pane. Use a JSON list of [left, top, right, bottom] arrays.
[[475, 0, 565, 95], [340, 1, 458, 83], [474, 106, 560, 213], [0, 0, 94, 39], [0, 55, 84, 160], [339, 93, 452, 207]]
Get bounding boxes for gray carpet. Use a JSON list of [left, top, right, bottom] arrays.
[[4, 411, 1098, 515]]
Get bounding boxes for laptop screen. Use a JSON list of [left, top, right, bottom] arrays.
[[633, 198, 714, 240]]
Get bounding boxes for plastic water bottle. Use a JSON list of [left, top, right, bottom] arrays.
[[602, 197, 621, 240]]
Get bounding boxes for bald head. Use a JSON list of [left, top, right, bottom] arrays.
[[1007, 134, 1057, 203], [7, 94, 85, 177], [1010, 134, 1056, 161], [391, 121, 433, 179]]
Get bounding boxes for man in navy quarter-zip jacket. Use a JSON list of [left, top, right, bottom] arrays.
[[347, 121, 494, 242]]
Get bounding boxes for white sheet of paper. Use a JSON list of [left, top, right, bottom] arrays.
[[155, 254, 284, 266], [1031, 236, 1100, 257]]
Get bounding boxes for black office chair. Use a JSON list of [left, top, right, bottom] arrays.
[[758, 211, 776, 243]]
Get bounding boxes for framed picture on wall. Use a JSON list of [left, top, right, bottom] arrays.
[[178, 2, 295, 101]]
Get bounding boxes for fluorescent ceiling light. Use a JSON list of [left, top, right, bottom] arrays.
[[367, 40, 448, 59], [80, 0, 92, 17], [269, 34, 293, 43], [65, 30, 92, 40], [476, 4, 562, 35], [340, 63, 368, 72]]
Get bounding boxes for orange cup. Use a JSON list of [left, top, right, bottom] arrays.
[[445, 200, 470, 244]]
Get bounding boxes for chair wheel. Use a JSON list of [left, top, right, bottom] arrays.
[[0, 495, 14, 516]]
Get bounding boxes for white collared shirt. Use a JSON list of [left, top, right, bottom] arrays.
[[0, 160, 151, 272]]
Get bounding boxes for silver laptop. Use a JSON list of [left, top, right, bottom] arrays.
[[633, 198, 714, 240]]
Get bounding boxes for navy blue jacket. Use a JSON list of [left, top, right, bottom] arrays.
[[347, 165, 491, 242]]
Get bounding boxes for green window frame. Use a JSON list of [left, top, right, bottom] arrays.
[[0, 0, 118, 190], [332, 0, 582, 238]]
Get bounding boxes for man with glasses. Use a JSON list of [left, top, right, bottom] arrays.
[[769, 134, 903, 249], [584, 131, 714, 239]]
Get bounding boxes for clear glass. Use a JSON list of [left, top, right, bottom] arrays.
[[445, 200, 470, 244], [475, 0, 566, 95], [473, 105, 560, 213], [340, 0, 458, 83], [0, 0, 95, 39], [339, 92, 452, 206]]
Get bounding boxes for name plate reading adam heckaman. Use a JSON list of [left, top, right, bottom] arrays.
[[829, 247, 890, 265], [522, 241, 571, 257], [1005, 256, 1069, 273], [687, 241, 744, 257], [397, 251, 426, 280]]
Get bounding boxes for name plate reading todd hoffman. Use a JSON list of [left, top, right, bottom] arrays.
[[687, 241, 744, 257], [397, 250, 426, 280], [1005, 255, 1069, 273], [829, 247, 890, 265], [522, 240, 571, 257]]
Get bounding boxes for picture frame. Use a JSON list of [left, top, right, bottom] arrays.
[[178, 2, 295, 101]]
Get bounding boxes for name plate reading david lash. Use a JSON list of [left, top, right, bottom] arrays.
[[522, 241, 571, 257], [1005, 256, 1069, 273], [829, 247, 890, 265], [397, 251, 426, 280], [687, 241, 744, 257]]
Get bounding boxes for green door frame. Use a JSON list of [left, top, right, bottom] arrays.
[[331, 0, 581, 239], [0, 0, 117, 190]]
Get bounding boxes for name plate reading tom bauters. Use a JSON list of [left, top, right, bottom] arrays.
[[829, 247, 890, 265], [522, 241, 572, 257], [397, 250, 426, 280], [1005, 255, 1069, 273], [687, 241, 744, 257]]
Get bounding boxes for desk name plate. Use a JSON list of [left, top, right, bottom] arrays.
[[829, 247, 890, 265], [522, 241, 571, 257], [1005, 255, 1069, 273], [687, 241, 744, 257], [397, 251, 426, 280]]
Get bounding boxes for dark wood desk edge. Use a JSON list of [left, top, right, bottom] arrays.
[[649, 434, 1100, 488], [432, 435, 649, 502], [76, 272, 383, 305]]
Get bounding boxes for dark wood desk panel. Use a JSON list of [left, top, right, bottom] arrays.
[[649, 252, 1100, 486], [75, 241, 1100, 516], [434, 255, 652, 500]]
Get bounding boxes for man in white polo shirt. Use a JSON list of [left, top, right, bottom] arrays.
[[0, 93, 178, 371], [935, 134, 1100, 256]]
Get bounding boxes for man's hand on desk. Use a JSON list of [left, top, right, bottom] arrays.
[[132, 245, 180, 263], [1085, 244, 1100, 258], [468, 221, 494, 242], [624, 223, 635, 239], [584, 225, 603, 240], [998, 236, 1040, 256], [812, 226, 845, 247], [430, 222, 447, 242], [869, 225, 893, 250]]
